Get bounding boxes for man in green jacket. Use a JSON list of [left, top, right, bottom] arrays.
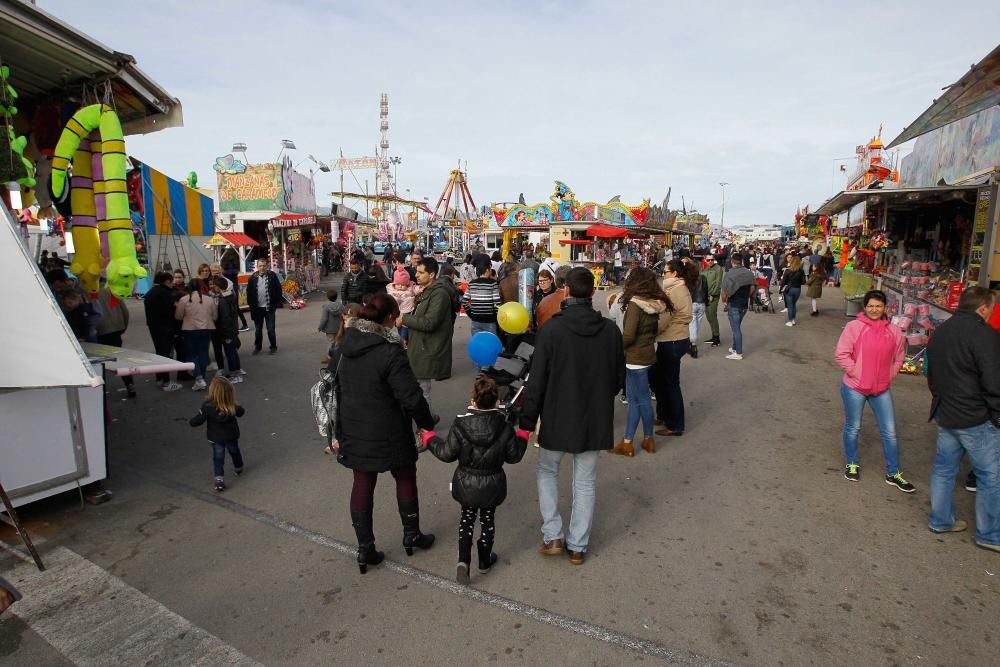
[[702, 253, 723, 346], [398, 257, 454, 416]]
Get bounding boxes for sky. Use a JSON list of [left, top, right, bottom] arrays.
[[40, 0, 1000, 228]]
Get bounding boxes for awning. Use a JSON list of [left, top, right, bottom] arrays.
[[138, 161, 214, 236], [271, 213, 317, 228], [0, 0, 182, 136], [813, 184, 980, 217], [887, 44, 1000, 148], [558, 239, 593, 245], [586, 224, 629, 238], [205, 232, 258, 247]]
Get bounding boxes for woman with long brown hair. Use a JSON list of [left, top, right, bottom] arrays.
[[780, 255, 805, 326], [654, 259, 694, 436], [609, 267, 673, 456]]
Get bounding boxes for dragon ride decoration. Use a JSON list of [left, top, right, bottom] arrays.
[[50, 104, 147, 298], [492, 180, 649, 228]]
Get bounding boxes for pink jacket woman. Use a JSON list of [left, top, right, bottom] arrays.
[[835, 312, 905, 396]]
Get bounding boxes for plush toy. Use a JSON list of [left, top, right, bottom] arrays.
[[50, 104, 146, 298], [0, 65, 36, 188]]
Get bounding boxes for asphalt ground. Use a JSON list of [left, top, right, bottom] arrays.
[[2, 276, 997, 666]]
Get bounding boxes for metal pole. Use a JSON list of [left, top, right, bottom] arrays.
[[0, 481, 45, 571], [719, 182, 728, 233]]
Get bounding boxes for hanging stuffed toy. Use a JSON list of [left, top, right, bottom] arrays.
[[0, 65, 36, 189], [50, 104, 146, 298]]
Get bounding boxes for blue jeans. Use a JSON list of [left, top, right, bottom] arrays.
[[654, 339, 689, 431], [222, 338, 241, 373], [624, 367, 654, 440], [184, 330, 212, 379], [470, 320, 497, 373], [840, 383, 899, 475], [252, 308, 277, 351], [536, 448, 599, 552], [785, 287, 801, 321], [212, 440, 244, 478], [726, 305, 747, 354], [689, 302, 705, 343], [929, 422, 1000, 545]]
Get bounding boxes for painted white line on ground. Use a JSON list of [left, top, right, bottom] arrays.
[[0, 545, 262, 667], [158, 476, 740, 667]]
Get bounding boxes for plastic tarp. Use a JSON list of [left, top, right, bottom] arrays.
[[1, 207, 101, 389]]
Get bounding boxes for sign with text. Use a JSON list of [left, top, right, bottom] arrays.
[[335, 157, 378, 170], [217, 164, 282, 212]]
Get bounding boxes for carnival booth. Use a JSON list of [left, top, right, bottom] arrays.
[[204, 231, 259, 307]]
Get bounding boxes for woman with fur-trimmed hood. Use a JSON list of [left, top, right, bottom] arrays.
[[328, 294, 437, 575], [609, 267, 674, 457]]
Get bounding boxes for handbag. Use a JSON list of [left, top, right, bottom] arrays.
[[310, 356, 342, 452]]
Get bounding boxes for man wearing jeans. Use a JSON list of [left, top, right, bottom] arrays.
[[720, 256, 755, 360], [399, 257, 454, 418], [246, 259, 282, 355], [519, 268, 624, 565], [926, 286, 1000, 553]]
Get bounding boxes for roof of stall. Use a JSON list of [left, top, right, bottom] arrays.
[[813, 184, 982, 217], [887, 43, 1000, 148], [0, 0, 182, 136]]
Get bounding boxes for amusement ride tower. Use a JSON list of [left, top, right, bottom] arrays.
[[377, 93, 393, 197]]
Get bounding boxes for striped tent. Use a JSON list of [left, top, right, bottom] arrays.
[[139, 162, 214, 236]]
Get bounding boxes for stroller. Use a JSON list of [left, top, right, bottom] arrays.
[[481, 341, 533, 425], [751, 271, 775, 314]]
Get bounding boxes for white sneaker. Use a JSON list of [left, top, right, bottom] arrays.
[[206, 362, 219, 373], [725, 352, 743, 360], [233, 369, 247, 376], [229, 375, 244, 384], [780, 308, 787, 313], [785, 321, 795, 327], [162, 382, 182, 392], [728, 347, 735, 354], [192, 377, 207, 391]]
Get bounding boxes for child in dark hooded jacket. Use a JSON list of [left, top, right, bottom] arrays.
[[421, 377, 529, 585], [190, 376, 246, 492]]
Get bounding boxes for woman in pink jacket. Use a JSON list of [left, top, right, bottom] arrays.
[[834, 290, 913, 492]]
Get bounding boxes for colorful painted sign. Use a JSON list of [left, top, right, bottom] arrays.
[[492, 181, 649, 228], [335, 157, 378, 170], [899, 106, 1000, 188], [217, 163, 283, 212]]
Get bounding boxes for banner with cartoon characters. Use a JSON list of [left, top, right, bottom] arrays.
[[492, 181, 649, 228]]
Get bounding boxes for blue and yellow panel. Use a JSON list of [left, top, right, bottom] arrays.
[[140, 163, 214, 236]]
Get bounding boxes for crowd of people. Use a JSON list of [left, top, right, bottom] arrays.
[[39, 235, 999, 589]]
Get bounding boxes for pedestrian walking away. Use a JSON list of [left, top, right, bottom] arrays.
[[175, 279, 218, 391], [519, 267, 625, 565], [462, 257, 502, 374], [720, 256, 755, 360], [246, 258, 282, 354], [685, 257, 707, 358], [780, 255, 805, 326], [210, 276, 244, 382], [144, 271, 182, 391], [332, 294, 437, 573], [925, 286, 1000, 552], [422, 377, 529, 584], [189, 375, 246, 492], [834, 290, 913, 492]]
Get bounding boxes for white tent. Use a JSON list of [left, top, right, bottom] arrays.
[[1, 206, 106, 508]]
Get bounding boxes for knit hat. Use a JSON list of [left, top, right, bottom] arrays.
[[393, 268, 410, 285]]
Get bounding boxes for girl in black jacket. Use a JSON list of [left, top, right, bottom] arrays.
[[190, 377, 245, 492], [422, 377, 529, 585]]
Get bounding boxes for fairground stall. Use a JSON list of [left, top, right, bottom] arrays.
[[1, 0, 193, 506], [203, 231, 259, 307], [491, 181, 653, 284]]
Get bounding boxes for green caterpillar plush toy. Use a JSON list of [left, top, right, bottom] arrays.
[[0, 65, 36, 188]]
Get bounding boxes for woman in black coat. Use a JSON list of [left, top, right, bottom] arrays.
[[331, 293, 437, 573]]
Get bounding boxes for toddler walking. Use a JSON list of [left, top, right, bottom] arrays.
[[190, 376, 246, 492], [421, 377, 528, 585], [387, 268, 418, 345]]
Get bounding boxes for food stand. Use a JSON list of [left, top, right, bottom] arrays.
[[204, 231, 259, 308]]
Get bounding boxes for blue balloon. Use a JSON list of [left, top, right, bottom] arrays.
[[467, 331, 503, 367]]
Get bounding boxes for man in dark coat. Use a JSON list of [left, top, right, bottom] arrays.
[[144, 271, 181, 391], [246, 258, 283, 355], [926, 286, 1000, 552], [519, 267, 625, 565], [399, 257, 454, 417], [341, 258, 369, 304]]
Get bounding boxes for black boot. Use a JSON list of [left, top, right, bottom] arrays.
[[689, 345, 698, 359], [477, 539, 497, 574], [351, 511, 384, 574], [398, 500, 435, 556]]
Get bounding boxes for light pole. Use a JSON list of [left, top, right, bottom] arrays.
[[719, 182, 728, 233]]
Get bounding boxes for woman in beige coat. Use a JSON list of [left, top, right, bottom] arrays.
[[175, 279, 219, 391], [654, 259, 694, 436]]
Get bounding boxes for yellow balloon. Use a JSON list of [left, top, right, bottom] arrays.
[[498, 301, 530, 334]]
